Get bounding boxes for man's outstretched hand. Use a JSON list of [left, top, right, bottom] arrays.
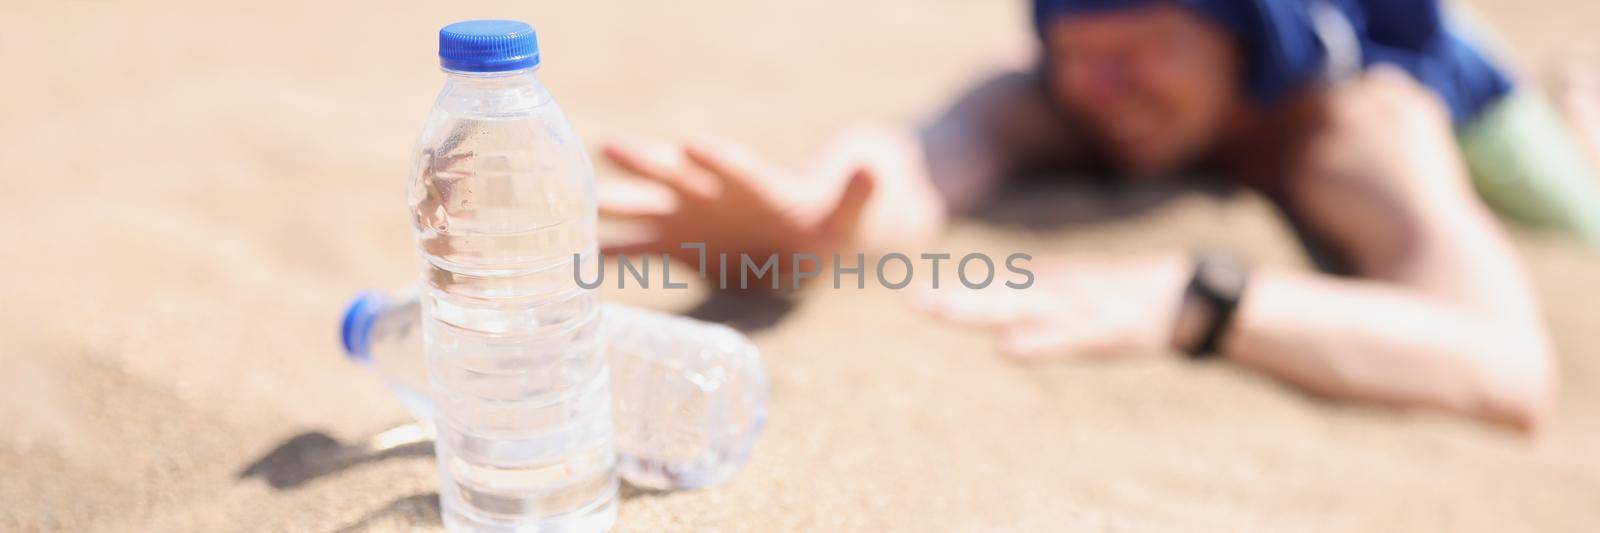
[[598, 139, 875, 273], [911, 254, 1192, 359]]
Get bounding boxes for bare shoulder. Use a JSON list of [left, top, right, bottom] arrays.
[[1283, 67, 1498, 275]]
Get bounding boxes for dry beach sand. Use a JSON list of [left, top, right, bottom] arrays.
[[2, 0, 1599, 531]]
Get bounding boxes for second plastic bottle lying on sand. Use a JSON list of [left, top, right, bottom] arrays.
[[342, 291, 769, 492]]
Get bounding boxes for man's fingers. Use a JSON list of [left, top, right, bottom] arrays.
[[598, 179, 675, 220], [818, 167, 876, 241], [910, 287, 1034, 328], [683, 139, 772, 193], [1000, 325, 1077, 360], [600, 141, 710, 200], [1003, 320, 1136, 360]]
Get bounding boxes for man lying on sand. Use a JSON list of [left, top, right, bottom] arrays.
[[596, 0, 1600, 430]]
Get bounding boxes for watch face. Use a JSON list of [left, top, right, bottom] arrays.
[[1197, 253, 1249, 297]]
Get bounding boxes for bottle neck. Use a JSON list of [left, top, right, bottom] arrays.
[[437, 67, 550, 114], [443, 67, 540, 88]]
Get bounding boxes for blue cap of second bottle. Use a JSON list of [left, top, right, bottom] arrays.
[[439, 19, 539, 73]]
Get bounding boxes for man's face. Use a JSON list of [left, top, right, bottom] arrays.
[[1044, 4, 1243, 175]]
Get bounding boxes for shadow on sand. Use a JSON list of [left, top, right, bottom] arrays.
[[684, 289, 799, 334], [238, 423, 433, 490], [332, 484, 671, 532], [244, 422, 681, 530]]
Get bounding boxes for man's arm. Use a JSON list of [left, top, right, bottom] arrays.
[[917, 70, 1086, 213], [910, 67, 1553, 429], [597, 70, 1081, 260], [804, 71, 1086, 252], [1199, 67, 1556, 429]]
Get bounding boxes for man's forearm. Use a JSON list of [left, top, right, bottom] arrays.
[[818, 126, 949, 254], [1209, 269, 1554, 429]]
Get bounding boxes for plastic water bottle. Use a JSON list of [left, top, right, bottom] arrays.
[[602, 303, 769, 490], [341, 292, 769, 491], [341, 289, 432, 422], [411, 20, 612, 531]]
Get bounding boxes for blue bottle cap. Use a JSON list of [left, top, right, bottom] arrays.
[[438, 20, 540, 73], [340, 291, 388, 362]]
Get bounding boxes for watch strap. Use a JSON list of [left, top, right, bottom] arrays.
[[1186, 252, 1249, 359]]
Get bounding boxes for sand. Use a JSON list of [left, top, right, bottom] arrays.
[[2, 0, 1598, 531]]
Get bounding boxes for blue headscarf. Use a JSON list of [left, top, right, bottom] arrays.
[[1032, 0, 1513, 125]]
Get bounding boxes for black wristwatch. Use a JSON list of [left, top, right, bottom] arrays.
[[1185, 251, 1250, 359]]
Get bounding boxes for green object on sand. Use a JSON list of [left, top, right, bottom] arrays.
[[1460, 89, 1600, 246]]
